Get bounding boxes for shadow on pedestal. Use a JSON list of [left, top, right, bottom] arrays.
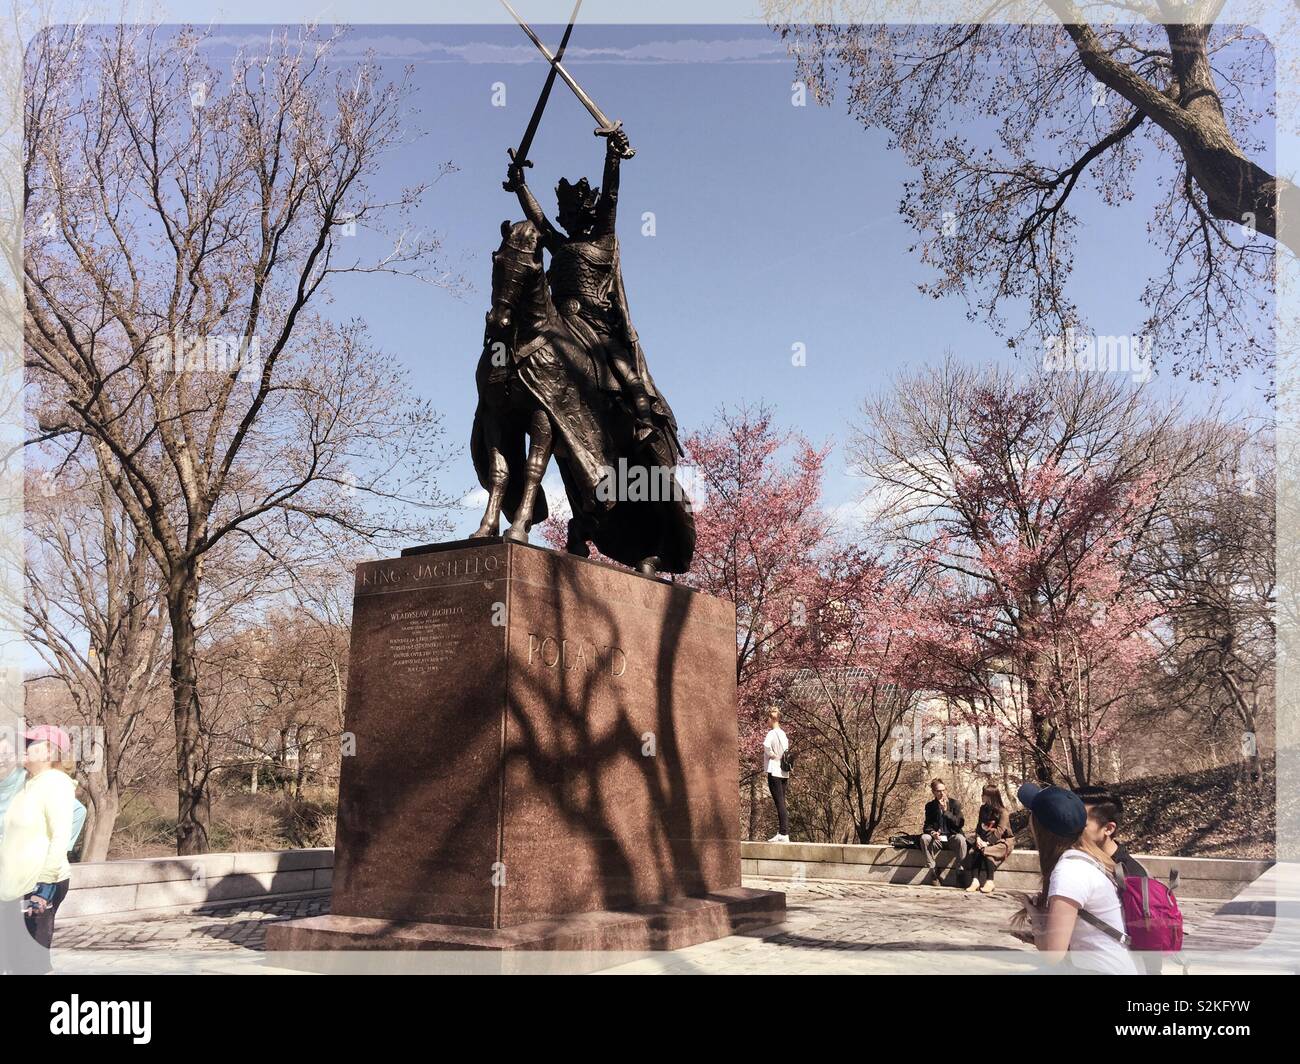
[[265, 538, 784, 962]]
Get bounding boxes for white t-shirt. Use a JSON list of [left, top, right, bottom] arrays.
[[763, 727, 788, 778], [1048, 850, 1139, 974]]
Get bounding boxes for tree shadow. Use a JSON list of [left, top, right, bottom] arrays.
[[328, 539, 740, 934]]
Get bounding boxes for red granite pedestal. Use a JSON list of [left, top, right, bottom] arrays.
[[265, 538, 784, 959]]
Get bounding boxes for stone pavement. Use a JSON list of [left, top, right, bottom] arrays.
[[45, 874, 1298, 975], [601, 877, 1290, 974], [55, 895, 329, 954]]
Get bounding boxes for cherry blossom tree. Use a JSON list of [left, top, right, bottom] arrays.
[[782, 549, 937, 841], [540, 405, 838, 834], [684, 407, 837, 834], [856, 357, 1224, 783], [682, 408, 830, 711]]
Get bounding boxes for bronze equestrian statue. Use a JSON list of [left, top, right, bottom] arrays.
[[470, 129, 694, 575]]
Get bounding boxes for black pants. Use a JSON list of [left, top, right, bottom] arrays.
[[2, 879, 69, 975], [767, 773, 789, 836], [24, 880, 70, 954]]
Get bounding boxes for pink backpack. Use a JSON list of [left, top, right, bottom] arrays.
[[1070, 851, 1185, 956], [1117, 869, 1184, 953]]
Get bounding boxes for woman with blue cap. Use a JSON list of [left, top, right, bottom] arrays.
[[1017, 782, 1138, 974]]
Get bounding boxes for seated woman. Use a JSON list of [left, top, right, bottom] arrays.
[[965, 782, 1014, 894]]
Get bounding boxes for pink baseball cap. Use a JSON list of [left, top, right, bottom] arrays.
[[25, 724, 72, 754]]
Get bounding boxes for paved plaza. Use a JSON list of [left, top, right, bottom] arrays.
[[44, 870, 1299, 975]]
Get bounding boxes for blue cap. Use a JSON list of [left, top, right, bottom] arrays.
[[1017, 782, 1087, 837]]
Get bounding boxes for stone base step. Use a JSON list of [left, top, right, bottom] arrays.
[[264, 886, 786, 972]]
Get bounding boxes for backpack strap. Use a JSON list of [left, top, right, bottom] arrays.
[[1060, 848, 1121, 885], [1058, 851, 1132, 948], [1076, 905, 1133, 948]]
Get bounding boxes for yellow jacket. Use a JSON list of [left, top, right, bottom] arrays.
[[0, 768, 76, 900]]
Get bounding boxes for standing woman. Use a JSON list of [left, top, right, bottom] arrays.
[[965, 782, 1014, 894], [762, 708, 790, 843], [1016, 782, 1138, 974], [0, 726, 77, 973]]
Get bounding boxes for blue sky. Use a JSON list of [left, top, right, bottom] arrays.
[[210, 22, 1273, 536]]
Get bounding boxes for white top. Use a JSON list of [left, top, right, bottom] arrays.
[[0, 768, 76, 900], [763, 727, 789, 778], [1048, 850, 1139, 974]]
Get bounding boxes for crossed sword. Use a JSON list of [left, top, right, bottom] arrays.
[[501, 0, 635, 192]]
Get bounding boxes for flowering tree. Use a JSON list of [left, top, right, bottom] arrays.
[[682, 407, 835, 834], [782, 549, 937, 842], [540, 405, 837, 835], [856, 358, 1222, 784]]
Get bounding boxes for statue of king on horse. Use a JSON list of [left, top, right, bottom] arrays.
[[505, 128, 662, 446], [469, 3, 695, 575]]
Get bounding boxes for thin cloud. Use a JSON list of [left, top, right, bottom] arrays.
[[201, 32, 787, 65]]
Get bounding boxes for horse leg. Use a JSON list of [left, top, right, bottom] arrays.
[[471, 412, 509, 538], [565, 515, 592, 558], [504, 407, 553, 543]]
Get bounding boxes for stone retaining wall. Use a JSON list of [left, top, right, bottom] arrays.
[[740, 841, 1270, 900], [62, 849, 333, 922]]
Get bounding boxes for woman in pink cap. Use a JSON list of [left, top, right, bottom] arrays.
[[0, 725, 78, 972]]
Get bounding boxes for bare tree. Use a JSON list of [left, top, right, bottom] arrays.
[[16, 458, 169, 860], [287, 563, 354, 755], [1142, 425, 1275, 781], [768, 1, 1282, 378], [23, 25, 457, 852], [204, 607, 347, 799]]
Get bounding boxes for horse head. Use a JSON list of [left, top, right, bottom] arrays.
[[486, 219, 546, 338]]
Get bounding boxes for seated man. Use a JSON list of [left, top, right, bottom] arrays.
[[919, 778, 967, 886]]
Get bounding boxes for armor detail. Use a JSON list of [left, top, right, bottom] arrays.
[[548, 235, 619, 331]]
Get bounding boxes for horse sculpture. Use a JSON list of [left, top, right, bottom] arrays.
[[469, 219, 694, 575]]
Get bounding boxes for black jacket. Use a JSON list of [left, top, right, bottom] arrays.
[[923, 797, 964, 836], [1112, 843, 1149, 879]]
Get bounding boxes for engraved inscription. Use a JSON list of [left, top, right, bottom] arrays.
[[526, 632, 627, 677], [389, 606, 469, 677], [359, 552, 500, 592]]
